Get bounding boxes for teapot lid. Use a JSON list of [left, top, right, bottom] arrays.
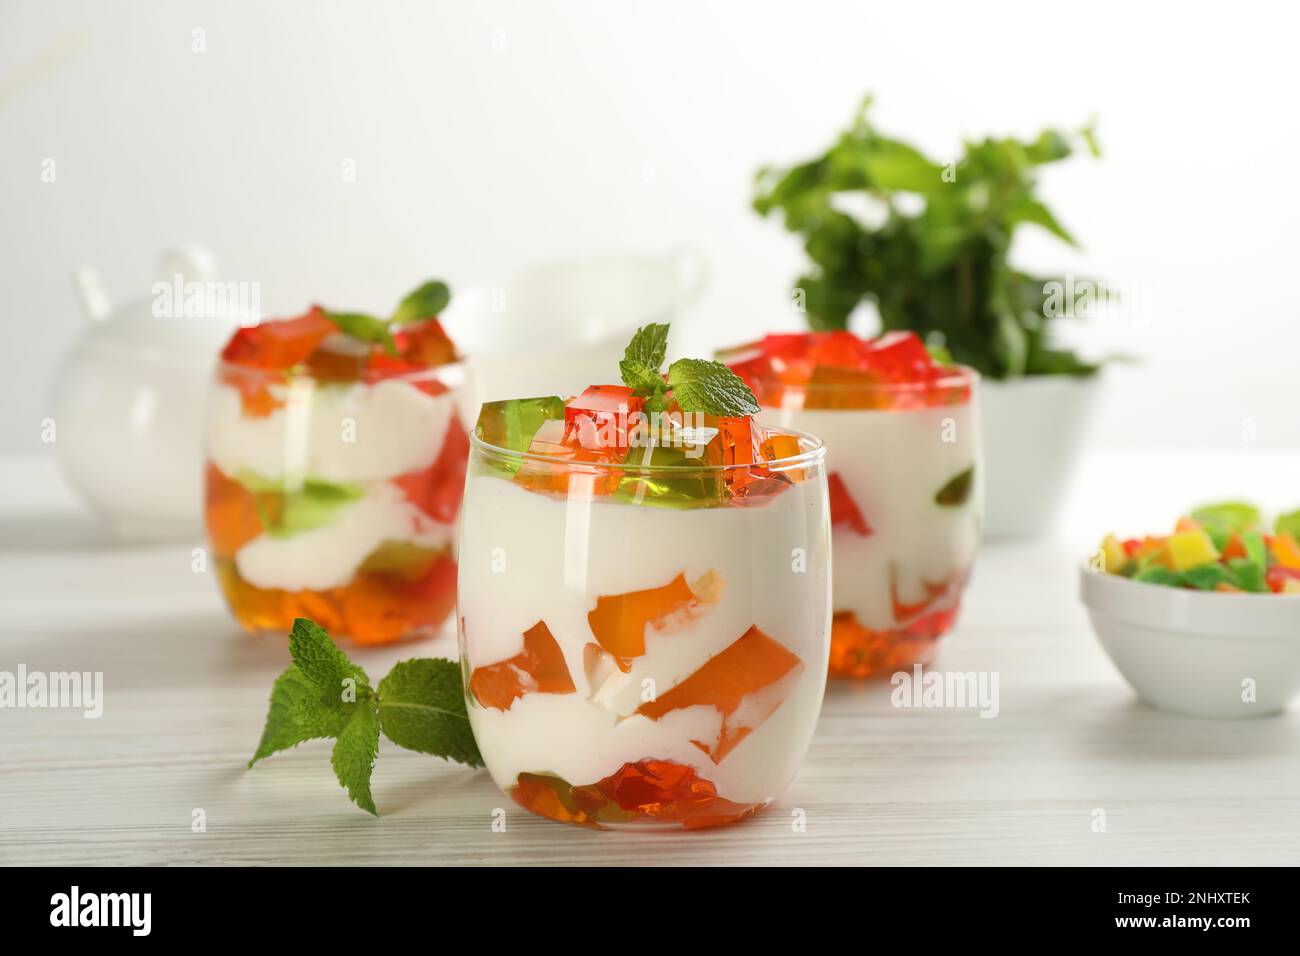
[[72, 244, 255, 365]]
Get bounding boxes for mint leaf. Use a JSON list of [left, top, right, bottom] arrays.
[[619, 358, 664, 396], [331, 702, 381, 815], [620, 323, 671, 409], [248, 665, 347, 767], [391, 280, 451, 326], [666, 358, 760, 416], [623, 323, 670, 371], [377, 659, 483, 766], [324, 310, 398, 356], [288, 618, 370, 705], [248, 618, 485, 817], [934, 465, 975, 507]]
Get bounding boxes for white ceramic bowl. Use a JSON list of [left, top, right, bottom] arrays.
[[1080, 566, 1300, 718]]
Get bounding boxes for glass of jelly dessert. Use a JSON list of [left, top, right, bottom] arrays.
[[458, 386, 831, 829], [722, 330, 982, 679], [205, 288, 468, 645]]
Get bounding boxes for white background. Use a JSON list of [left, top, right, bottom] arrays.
[[3, 0, 1298, 453]]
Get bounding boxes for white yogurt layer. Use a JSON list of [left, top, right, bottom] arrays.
[[207, 378, 454, 485], [458, 472, 831, 806], [236, 482, 453, 591], [766, 402, 981, 629]]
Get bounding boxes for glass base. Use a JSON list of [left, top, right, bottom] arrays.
[[828, 605, 959, 679], [509, 760, 769, 831], [215, 557, 455, 646]]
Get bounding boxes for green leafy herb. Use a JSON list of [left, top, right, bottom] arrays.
[[323, 311, 399, 356], [377, 659, 482, 765], [618, 323, 760, 417], [934, 465, 975, 507], [249, 618, 482, 816], [666, 358, 761, 417], [322, 279, 453, 356], [753, 95, 1105, 380], [391, 280, 451, 326]]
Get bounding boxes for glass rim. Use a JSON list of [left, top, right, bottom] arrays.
[[753, 363, 979, 398], [470, 422, 827, 474], [215, 355, 466, 384]]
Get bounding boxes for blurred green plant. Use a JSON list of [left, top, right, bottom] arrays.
[[753, 96, 1103, 379]]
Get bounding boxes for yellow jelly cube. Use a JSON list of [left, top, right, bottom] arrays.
[[1283, 578, 1300, 595], [1167, 529, 1220, 571], [1100, 534, 1127, 574]]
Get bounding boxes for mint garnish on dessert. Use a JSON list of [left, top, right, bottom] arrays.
[[323, 279, 453, 356], [249, 618, 482, 815], [618, 322, 760, 416]]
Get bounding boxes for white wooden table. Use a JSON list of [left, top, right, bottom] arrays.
[[3, 452, 1298, 866]]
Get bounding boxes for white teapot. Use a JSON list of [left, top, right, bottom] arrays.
[[52, 245, 255, 540]]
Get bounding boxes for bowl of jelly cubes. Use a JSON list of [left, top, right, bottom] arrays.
[[1081, 502, 1300, 717]]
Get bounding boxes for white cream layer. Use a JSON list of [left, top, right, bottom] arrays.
[[235, 481, 453, 591], [207, 378, 454, 485], [766, 402, 981, 629], [458, 473, 831, 806]]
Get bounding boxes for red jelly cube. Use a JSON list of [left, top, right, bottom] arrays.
[[857, 330, 933, 380], [828, 471, 872, 535], [221, 307, 335, 369], [564, 385, 645, 453]]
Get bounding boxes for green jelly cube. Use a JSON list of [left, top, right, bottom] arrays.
[[1243, 530, 1268, 569], [614, 443, 726, 509], [1276, 509, 1300, 542], [1190, 501, 1261, 534], [474, 396, 566, 475]]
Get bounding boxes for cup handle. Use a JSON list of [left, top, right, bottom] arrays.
[[668, 244, 709, 306], [72, 267, 112, 322]]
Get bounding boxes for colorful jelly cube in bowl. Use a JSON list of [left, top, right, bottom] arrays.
[[721, 330, 981, 679], [458, 389, 832, 829], [205, 282, 469, 645], [1082, 503, 1300, 717]]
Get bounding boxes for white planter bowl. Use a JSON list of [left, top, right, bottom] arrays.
[[980, 375, 1099, 538], [1080, 566, 1300, 717]]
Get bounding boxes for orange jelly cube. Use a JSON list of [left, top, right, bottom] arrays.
[[221, 307, 335, 369], [587, 572, 710, 671], [637, 624, 804, 763], [468, 620, 577, 711], [204, 463, 264, 557]]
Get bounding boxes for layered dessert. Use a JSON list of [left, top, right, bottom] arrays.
[[723, 331, 981, 678], [458, 326, 831, 829], [1097, 501, 1300, 594], [206, 281, 468, 644]]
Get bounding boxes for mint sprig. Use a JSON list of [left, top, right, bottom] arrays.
[[618, 323, 760, 417], [249, 618, 482, 816], [323, 278, 453, 357]]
